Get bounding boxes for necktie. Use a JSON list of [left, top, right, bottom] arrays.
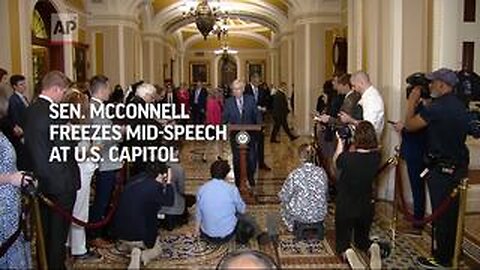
[[237, 98, 243, 116], [195, 89, 200, 104], [22, 95, 29, 106]]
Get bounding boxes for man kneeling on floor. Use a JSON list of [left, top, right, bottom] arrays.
[[111, 162, 174, 266], [196, 160, 257, 244]]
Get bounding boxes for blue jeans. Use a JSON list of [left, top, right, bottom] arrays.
[[403, 155, 426, 225], [89, 170, 119, 238]]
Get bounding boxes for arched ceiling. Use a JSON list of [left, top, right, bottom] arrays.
[[188, 35, 267, 50], [152, 0, 290, 16], [151, 0, 290, 34]]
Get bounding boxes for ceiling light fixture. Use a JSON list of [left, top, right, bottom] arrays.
[[182, 0, 228, 40]]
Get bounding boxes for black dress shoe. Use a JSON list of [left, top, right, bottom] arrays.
[[290, 136, 299, 141], [73, 250, 103, 262], [260, 164, 271, 171]]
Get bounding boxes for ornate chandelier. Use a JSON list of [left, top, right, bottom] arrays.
[[183, 0, 228, 40]]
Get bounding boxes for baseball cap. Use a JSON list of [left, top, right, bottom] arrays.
[[425, 68, 459, 86]]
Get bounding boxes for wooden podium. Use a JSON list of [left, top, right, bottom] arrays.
[[228, 124, 262, 204]]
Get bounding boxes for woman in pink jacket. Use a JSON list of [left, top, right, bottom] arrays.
[[203, 87, 224, 161]]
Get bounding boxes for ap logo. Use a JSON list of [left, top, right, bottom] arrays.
[[51, 13, 78, 44]]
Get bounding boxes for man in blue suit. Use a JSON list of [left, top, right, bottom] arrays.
[[8, 74, 29, 170], [190, 81, 208, 124], [223, 79, 261, 187]]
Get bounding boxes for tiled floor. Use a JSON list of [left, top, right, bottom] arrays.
[[73, 128, 480, 269]]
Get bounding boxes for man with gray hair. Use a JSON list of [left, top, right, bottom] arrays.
[[339, 71, 385, 137], [223, 79, 261, 187]]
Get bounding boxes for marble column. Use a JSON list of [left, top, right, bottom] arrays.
[[431, 0, 461, 69], [293, 22, 327, 135]]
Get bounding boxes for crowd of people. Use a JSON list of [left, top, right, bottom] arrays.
[[307, 68, 469, 269], [0, 68, 299, 269], [0, 65, 471, 270]]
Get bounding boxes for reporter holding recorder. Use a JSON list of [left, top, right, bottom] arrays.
[[404, 68, 469, 269]]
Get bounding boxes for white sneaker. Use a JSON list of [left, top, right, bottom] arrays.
[[369, 243, 382, 270], [345, 248, 365, 269], [127, 248, 141, 270]]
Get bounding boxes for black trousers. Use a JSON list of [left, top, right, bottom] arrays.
[[335, 207, 373, 254], [427, 166, 466, 266], [162, 194, 196, 231], [403, 155, 426, 224], [200, 214, 257, 244], [271, 117, 295, 141], [40, 191, 76, 269], [256, 130, 266, 165], [191, 104, 204, 124], [230, 134, 257, 187]]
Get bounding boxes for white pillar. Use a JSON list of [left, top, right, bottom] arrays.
[[0, 0, 11, 71], [431, 0, 460, 69], [179, 51, 185, 84], [347, 0, 364, 72], [287, 37, 293, 97], [149, 40, 154, 82], [118, 25, 125, 87], [63, 44, 74, 79]]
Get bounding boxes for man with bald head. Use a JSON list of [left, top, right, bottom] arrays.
[[216, 250, 278, 269], [339, 71, 385, 138]]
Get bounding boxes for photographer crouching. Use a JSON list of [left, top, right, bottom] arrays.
[[404, 68, 469, 268]]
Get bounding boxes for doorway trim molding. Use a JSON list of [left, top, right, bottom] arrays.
[[214, 54, 241, 87]]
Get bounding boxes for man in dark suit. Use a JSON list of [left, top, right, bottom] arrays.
[[244, 74, 271, 170], [270, 83, 298, 142], [24, 71, 80, 269], [223, 79, 261, 187], [8, 74, 29, 170], [190, 81, 207, 124]]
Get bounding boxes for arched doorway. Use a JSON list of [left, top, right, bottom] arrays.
[[219, 54, 237, 88], [31, 0, 64, 88]]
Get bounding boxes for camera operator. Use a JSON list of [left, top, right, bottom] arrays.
[[404, 68, 469, 268], [392, 74, 430, 235], [339, 71, 385, 138]]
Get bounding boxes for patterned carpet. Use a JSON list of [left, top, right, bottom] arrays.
[[72, 136, 479, 269]]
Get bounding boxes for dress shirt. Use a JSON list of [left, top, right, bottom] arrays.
[[358, 85, 385, 137], [278, 162, 328, 232], [167, 93, 174, 103], [196, 178, 246, 237], [251, 84, 258, 102], [39, 94, 54, 104], [15, 91, 29, 106], [91, 97, 103, 104], [236, 96, 244, 115], [194, 89, 201, 104]]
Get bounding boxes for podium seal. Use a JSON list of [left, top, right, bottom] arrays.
[[235, 131, 250, 145]]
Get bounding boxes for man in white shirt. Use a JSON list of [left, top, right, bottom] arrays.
[[339, 71, 384, 138]]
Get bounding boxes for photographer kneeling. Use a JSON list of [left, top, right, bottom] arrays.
[[112, 162, 173, 262], [333, 121, 382, 269], [404, 68, 469, 268]]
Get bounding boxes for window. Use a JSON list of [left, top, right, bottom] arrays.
[[464, 0, 476, 22], [462, 42, 474, 72]]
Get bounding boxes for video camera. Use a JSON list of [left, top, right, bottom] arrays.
[[20, 172, 38, 196], [406, 72, 431, 99]]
